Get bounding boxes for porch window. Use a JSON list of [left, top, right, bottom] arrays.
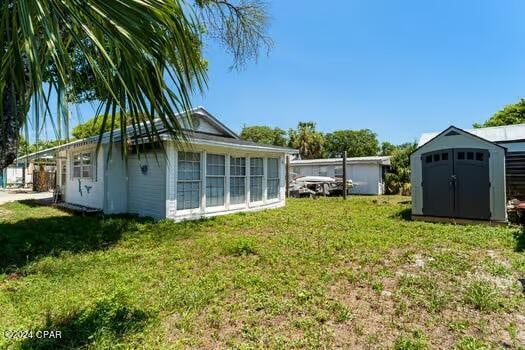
[[206, 154, 225, 207], [177, 152, 201, 210], [72, 152, 92, 178], [230, 157, 246, 205], [267, 158, 279, 199], [250, 157, 264, 202]]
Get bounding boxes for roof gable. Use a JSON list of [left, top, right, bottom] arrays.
[[191, 107, 239, 139], [419, 123, 525, 146], [413, 125, 505, 155]]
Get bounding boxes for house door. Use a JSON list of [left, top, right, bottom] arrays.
[[422, 148, 490, 220]]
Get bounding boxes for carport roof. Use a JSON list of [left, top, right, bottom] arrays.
[[418, 123, 525, 147], [290, 156, 391, 166]]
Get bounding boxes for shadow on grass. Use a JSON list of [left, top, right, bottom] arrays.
[[20, 297, 149, 350], [0, 201, 220, 273], [392, 208, 412, 221], [0, 209, 152, 273]]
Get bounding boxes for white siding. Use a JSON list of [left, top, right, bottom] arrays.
[[411, 129, 506, 222], [104, 145, 128, 214], [5, 167, 24, 184], [347, 164, 383, 195], [127, 153, 166, 218], [64, 145, 105, 209], [291, 163, 385, 195]]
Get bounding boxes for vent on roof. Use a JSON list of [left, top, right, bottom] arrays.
[[445, 130, 460, 136]]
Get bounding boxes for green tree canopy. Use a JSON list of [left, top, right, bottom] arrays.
[[474, 98, 525, 128], [324, 129, 379, 158], [288, 122, 325, 159], [380, 141, 397, 156], [239, 125, 287, 146], [17, 137, 64, 157]]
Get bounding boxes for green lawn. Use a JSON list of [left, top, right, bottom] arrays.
[[0, 197, 524, 349]]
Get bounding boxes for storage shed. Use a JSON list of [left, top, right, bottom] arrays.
[[411, 124, 525, 223]]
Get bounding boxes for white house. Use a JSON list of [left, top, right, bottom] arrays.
[[290, 156, 391, 195], [411, 124, 525, 223], [25, 108, 297, 220]]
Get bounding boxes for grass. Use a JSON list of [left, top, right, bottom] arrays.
[[0, 197, 524, 349]]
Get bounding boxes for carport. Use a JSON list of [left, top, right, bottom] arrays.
[[411, 126, 507, 223]]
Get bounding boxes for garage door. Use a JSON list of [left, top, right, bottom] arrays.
[[422, 148, 490, 220]]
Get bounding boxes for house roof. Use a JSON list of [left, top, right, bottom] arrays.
[[290, 156, 391, 166], [418, 123, 525, 147], [174, 132, 297, 153], [15, 107, 297, 162]]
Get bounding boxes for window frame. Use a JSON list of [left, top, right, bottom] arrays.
[[229, 156, 247, 208], [176, 151, 202, 212], [250, 157, 264, 203], [266, 157, 280, 200], [71, 151, 93, 179], [205, 153, 226, 209]]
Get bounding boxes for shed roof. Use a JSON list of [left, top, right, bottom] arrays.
[[290, 156, 391, 166], [418, 123, 525, 147]]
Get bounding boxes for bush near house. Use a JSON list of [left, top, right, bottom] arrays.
[[0, 197, 524, 349], [384, 142, 417, 195]]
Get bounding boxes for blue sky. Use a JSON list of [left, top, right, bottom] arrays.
[[193, 0, 525, 144], [35, 0, 525, 145]]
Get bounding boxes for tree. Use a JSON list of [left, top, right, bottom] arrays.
[[473, 98, 525, 128], [380, 141, 397, 156], [288, 122, 325, 159], [17, 137, 64, 157], [0, 0, 271, 170], [324, 129, 379, 158], [384, 142, 417, 195], [240, 125, 287, 146]]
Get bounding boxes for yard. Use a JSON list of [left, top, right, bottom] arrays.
[[0, 197, 524, 349]]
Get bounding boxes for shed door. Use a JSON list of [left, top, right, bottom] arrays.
[[453, 149, 490, 220], [422, 148, 490, 220], [422, 149, 454, 217]]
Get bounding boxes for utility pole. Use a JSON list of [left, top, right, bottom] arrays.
[[342, 151, 347, 200]]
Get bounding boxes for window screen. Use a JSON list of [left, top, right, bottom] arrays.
[[177, 152, 201, 210], [206, 154, 225, 207], [72, 152, 92, 179], [250, 157, 264, 202], [230, 157, 246, 204], [267, 158, 279, 199]]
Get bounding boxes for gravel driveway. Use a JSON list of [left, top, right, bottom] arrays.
[[0, 190, 53, 205]]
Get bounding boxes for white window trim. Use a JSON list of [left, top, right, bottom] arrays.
[[205, 152, 227, 213], [249, 156, 265, 206], [229, 155, 248, 210], [175, 151, 202, 215], [71, 151, 94, 180], [266, 157, 280, 203]]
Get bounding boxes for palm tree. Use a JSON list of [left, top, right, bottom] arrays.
[[289, 122, 325, 159], [0, 0, 271, 169]]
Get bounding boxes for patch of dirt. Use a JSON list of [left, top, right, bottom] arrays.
[[0, 208, 12, 219]]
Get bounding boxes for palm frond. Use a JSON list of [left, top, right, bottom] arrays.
[[1, 0, 208, 167]]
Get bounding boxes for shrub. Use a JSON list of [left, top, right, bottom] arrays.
[[464, 281, 501, 312], [223, 237, 258, 256]]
